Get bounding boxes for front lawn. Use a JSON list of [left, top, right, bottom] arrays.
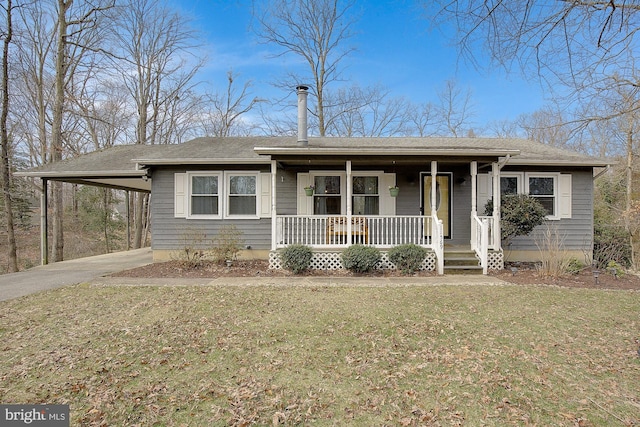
[[0, 284, 638, 426]]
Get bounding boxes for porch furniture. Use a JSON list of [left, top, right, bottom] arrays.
[[326, 216, 369, 244]]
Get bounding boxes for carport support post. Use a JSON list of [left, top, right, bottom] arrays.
[[125, 190, 131, 251], [40, 178, 48, 265]]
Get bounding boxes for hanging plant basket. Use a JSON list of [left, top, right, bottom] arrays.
[[389, 187, 400, 197], [304, 187, 314, 196]]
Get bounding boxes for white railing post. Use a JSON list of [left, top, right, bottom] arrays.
[[481, 217, 489, 275]]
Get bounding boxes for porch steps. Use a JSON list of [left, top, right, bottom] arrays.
[[443, 250, 483, 275]]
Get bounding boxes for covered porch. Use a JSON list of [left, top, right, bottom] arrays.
[[262, 152, 509, 274]]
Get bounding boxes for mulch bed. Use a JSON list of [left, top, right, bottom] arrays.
[[112, 259, 640, 290]]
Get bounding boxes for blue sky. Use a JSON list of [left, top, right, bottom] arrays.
[[173, 0, 548, 130]]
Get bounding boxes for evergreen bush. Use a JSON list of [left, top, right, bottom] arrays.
[[388, 243, 427, 274], [485, 194, 547, 243], [341, 245, 381, 273], [280, 244, 313, 274]]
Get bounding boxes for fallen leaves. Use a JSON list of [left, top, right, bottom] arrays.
[[0, 285, 638, 425]]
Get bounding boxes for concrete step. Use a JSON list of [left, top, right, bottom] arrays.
[[444, 265, 484, 275], [444, 250, 483, 275]]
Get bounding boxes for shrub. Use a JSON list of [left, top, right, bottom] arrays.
[[566, 258, 585, 275], [173, 227, 209, 268], [280, 245, 313, 274], [212, 225, 244, 263], [485, 194, 547, 243], [341, 245, 381, 273], [606, 260, 625, 277], [388, 243, 427, 274]]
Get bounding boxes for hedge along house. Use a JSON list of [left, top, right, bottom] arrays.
[[20, 86, 610, 274]]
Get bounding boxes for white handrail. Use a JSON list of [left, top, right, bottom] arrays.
[[431, 212, 444, 275], [471, 214, 489, 274]]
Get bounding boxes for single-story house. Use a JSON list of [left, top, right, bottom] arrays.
[[20, 87, 610, 274]]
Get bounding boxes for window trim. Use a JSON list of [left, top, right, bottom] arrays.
[[352, 172, 381, 216], [187, 171, 222, 219], [309, 171, 347, 215], [500, 172, 524, 195], [224, 171, 260, 219], [524, 172, 560, 220]]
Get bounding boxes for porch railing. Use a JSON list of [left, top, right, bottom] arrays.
[[471, 214, 491, 274], [275, 215, 435, 249]]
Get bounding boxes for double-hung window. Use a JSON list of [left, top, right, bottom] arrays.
[[313, 175, 342, 215], [189, 173, 221, 217], [226, 173, 258, 218], [500, 173, 523, 196], [352, 176, 379, 215], [526, 174, 557, 217]]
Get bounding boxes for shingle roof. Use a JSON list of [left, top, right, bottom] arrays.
[[19, 136, 610, 182]]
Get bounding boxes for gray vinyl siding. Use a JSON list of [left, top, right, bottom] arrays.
[[151, 166, 272, 251], [275, 169, 298, 215], [506, 169, 593, 252], [151, 165, 594, 253]]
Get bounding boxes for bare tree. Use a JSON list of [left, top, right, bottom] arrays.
[[486, 119, 522, 139], [408, 101, 440, 137], [110, 0, 203, 248], [323, 84, 411, 137], [517, 105, 572, 148], [202, 71, 261, 137], [436, 79, 475, 137], [252, 0, 357, 136], [14, 2, 56, 168], [1, 0, 17, 272]]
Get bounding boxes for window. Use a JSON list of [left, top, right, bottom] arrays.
[[226, 173, 258, 217], [313, 175, 342, 214], [500, 176, 520, 195], [189, 173, 220, 217], [352, 176, 379, 215], [527, 175, 556, 217]]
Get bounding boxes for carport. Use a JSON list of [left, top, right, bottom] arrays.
[[16, 144, 166, 264]]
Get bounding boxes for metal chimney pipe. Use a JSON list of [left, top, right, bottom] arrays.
[[296, 85, 309, 146]]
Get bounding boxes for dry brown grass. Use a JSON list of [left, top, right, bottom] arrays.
[[0, 284, 639, 426]]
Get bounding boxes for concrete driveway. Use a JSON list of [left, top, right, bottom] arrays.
[[0, 248, 153, 302]]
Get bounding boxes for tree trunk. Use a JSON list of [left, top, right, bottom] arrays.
[[0, 0, 17, 272], [50, 0, 71, 262], [625, 127, 636, 269]]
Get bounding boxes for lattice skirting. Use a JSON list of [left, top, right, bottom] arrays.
[[487, 250, 504, 271], [269, 251, 437, 272]]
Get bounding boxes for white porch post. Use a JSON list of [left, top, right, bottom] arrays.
[[471, 161, 477, 216], [470, 161, 478, 248], [430, 161, 437, 215], [270, 160, 277, 251], [346, 160, 352, 238], [431, 161, 444, 274], [492, 162, 501, 249]]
